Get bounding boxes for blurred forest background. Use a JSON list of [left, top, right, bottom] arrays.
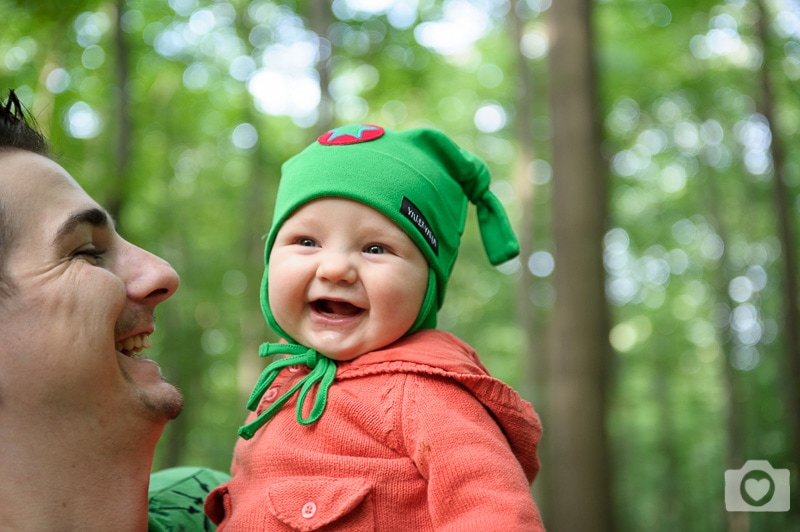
[[2, 0, 800, 530]]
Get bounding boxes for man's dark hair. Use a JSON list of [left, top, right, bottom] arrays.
[[0, 90, 51, 297], [0, 90, 49, 155]]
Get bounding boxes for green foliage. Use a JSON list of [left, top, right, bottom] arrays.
[[2, 0, 799, 529]]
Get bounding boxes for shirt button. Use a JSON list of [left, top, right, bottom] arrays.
[[264, 386, 279, 401], [301, 501, 316, 518]]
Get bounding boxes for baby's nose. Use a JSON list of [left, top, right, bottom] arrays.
[[315, 251, 357, 284]]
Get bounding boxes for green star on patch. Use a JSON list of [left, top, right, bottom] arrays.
[[318, 124, 384, 145]]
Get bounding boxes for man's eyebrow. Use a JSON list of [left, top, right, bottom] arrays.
[[52, 207, 114, 245]]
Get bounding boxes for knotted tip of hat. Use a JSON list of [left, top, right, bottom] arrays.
[[475, 189, 521, 265], [426, 130, 520, 266]]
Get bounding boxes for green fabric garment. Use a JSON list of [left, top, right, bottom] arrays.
[[148, 466, 230, 531], [261, 124, 520, 340]]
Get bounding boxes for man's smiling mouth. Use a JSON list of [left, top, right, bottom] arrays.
[[115, 333, 151, 358], [312, 299, 363, 318]]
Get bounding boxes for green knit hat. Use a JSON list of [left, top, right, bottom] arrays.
[[261, 124, 519, 340]]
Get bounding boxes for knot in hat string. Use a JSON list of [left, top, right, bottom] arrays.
[[238, 342, 336, 440]]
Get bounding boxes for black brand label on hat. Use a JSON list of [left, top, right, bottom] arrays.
[[401, 197, 438, 256]]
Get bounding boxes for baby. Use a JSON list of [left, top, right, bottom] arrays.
[[206, 124, 544, 530]]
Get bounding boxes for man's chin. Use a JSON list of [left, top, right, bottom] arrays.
[[119, 360, 184, 422], [138, 383, 184, 423], [154, 384, 184, 421]]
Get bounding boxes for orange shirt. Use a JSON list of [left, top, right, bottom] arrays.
[[206, 329, 544, 530]]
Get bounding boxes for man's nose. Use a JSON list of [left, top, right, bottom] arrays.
[[123, 243, 180, 306]]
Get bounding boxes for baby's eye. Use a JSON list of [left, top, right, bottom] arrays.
[[298, 238, 318, 247], [365, 244, 386, 254]]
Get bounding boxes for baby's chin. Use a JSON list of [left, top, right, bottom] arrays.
[[312, 344, 365, 362], [303, 333, 375, 362], [286, 322, 409, 362]]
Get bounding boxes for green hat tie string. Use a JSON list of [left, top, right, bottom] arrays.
[[238, 342, 337, 440]]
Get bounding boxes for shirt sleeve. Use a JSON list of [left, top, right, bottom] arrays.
[[401, 373, 545, 531]]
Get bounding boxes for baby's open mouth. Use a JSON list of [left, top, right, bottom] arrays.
[[312, 299, 363, 318], [115, 333, 151, 358]]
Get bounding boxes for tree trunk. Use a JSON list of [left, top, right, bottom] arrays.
[[107, 0, 131, 223], [508, 0, 541, 405], [507, 0, 548, 515], [753, 1, 800, 502], [547, 0, 613, 529], [308, 0, 333, 132], [704, 175, 750, 532]]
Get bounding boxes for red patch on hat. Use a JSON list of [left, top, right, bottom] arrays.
[[318, 124, 385, 145]]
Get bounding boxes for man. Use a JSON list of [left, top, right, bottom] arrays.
[[0, 90, 225, 530]]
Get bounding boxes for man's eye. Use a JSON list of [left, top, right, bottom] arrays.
[[365, 244, 385, 254], [75, 246, 107, 263]]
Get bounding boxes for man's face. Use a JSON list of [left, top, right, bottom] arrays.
[[0, 151, 182, 429]]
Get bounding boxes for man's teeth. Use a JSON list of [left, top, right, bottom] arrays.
[[115, 334, 152, 357]]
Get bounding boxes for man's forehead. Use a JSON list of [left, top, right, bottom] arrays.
[[0, 150, 107, 236], [0, 150, 81, 193]]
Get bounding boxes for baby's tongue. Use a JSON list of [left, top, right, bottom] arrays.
[[318, 299, 361, 317]]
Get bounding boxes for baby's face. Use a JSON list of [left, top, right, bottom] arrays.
[[268, 197, 429, 361]]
